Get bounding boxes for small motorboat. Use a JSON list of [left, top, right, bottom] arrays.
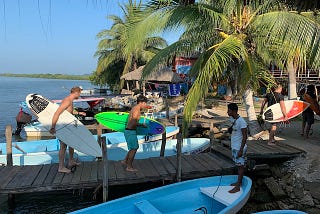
[[69, 175, 252, 214]]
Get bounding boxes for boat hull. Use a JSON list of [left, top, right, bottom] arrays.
[[70, 175, 252, 214]]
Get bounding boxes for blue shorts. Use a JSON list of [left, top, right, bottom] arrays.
[[124, 129, 139, 150], [232, 148, 247, 166]]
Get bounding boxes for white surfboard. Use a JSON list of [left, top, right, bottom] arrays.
[[26, 94, 102, 157], [262, 100, 309, 123]]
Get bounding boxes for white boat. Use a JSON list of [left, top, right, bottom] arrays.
[[70, 175, 252, 214], [0, 135, 209, 165]]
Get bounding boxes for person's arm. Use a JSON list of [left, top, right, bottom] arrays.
[[279, 100, 288, 121], [238, 127, 247, 157], [49, 100, 70, 134], [260, 98, 267, 114]]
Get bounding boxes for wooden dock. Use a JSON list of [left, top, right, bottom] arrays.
[[0, 153, 235, 194], [0, 139, 305, 196]]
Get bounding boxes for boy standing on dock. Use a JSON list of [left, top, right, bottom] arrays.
[[49, 86, 85, 173], [122, 95, 148, 172], [227, 103, 247, 193]]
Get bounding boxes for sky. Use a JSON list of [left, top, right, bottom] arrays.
[[0, 0, 181, 75]]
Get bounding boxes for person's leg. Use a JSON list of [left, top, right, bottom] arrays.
[[268, 124, 277, 145], [58, 141, 70, 173], [68, 147, 80, 167], [301, 120, 306, 136], [126, 149, 138, 172], [229, 165, 244, 193]]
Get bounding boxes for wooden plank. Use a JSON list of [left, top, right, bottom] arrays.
[[134, 158, 160, 178], [19, 165, 43, 188], [6, 166, 30, 189], [70, 163, 84, 185], [80, 162, 92, 183], [61, 169, 75, 185], [192, 154, 218, 171], [185, 155, 209, 172], [89, 162, 98, 183], [32, 164, 52, 187], [113, 161, 136, 181], [149, 157, 169, 178], [107, 161, 116, 181], [97, 161, 103, 180], [43, 164, 59, 185], [158, 157, 176, 176], [52, 168, 65, 185], [0, 166, 21, 189]]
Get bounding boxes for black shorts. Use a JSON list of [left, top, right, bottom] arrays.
[[302, 111, 314, 125]]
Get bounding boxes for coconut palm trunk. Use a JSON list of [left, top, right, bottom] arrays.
[[287, 62, 297, 100], [243, 88, 262, 137]]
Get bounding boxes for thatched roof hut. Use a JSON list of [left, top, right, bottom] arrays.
[[120, 66, 184, 83]]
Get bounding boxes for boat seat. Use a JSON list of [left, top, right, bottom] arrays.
[[135, 200, 162, 214], [200, 186, 243, 206]]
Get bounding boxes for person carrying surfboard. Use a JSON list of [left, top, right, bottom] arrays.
[[49, 86, 85, 173], [260, 84, 288, 146], [122, 95, 149, 172]]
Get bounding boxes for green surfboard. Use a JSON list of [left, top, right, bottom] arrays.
[[95, 112, 165, 136]]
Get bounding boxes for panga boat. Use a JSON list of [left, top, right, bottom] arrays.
[[0, 137, 209, 165], [69, 175, 252, 214]]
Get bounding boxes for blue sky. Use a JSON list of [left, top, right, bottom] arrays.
[[0, 0, 181, 75]]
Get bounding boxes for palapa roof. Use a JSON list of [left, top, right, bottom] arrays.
[[120, 66, 184, 83]]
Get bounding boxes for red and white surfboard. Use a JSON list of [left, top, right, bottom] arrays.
[[262, 100, 310, 123]]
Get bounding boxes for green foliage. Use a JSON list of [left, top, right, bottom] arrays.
[[142, 0, 320, 136]]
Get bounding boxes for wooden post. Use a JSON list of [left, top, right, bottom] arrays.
[[209, 122, 215, 152], [160, 131, 167, 157], [102, 136, 108, 202], [5, 125, 13, 166], [5, 125, 15, 208], [176, 133, 182, 182]]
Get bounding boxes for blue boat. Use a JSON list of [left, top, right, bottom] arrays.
[[253, 210, 307, 214], [70, 175, 252, 214], [0, 135, 209, 165]]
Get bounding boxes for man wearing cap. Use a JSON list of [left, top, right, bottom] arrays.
[[49, 86, 85, 173]]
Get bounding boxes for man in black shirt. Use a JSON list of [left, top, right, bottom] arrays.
[[260, 84, 288, 145], [301, 85, 316, 138]]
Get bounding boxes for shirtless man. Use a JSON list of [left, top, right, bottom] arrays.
[[49, 86, 85, 173], [122, 95, 148, 172]]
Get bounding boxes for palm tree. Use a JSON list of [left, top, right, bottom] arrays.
[[95, 0, 167, 90], [140, 0, 320, 136]]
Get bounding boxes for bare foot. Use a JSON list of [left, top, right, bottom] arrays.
[[126, 167, 138, 172], [229, 186, 240, 193], [121, 160, 127, 165], [58, 167, 71, 173], [68, 161, 80, 167]]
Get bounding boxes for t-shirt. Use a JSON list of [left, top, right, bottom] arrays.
[[230, 116, 247, 150], [301, 92, 316, 113], [265, 92, 284, 107]]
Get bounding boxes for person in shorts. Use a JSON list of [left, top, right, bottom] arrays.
[[122, 95, 149, 172], [260, 84, 288, 145], [301, 85, 316, 138], [227, 103, 248, 193]]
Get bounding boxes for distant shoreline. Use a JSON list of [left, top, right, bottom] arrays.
[[0, 73, 90, 80]]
